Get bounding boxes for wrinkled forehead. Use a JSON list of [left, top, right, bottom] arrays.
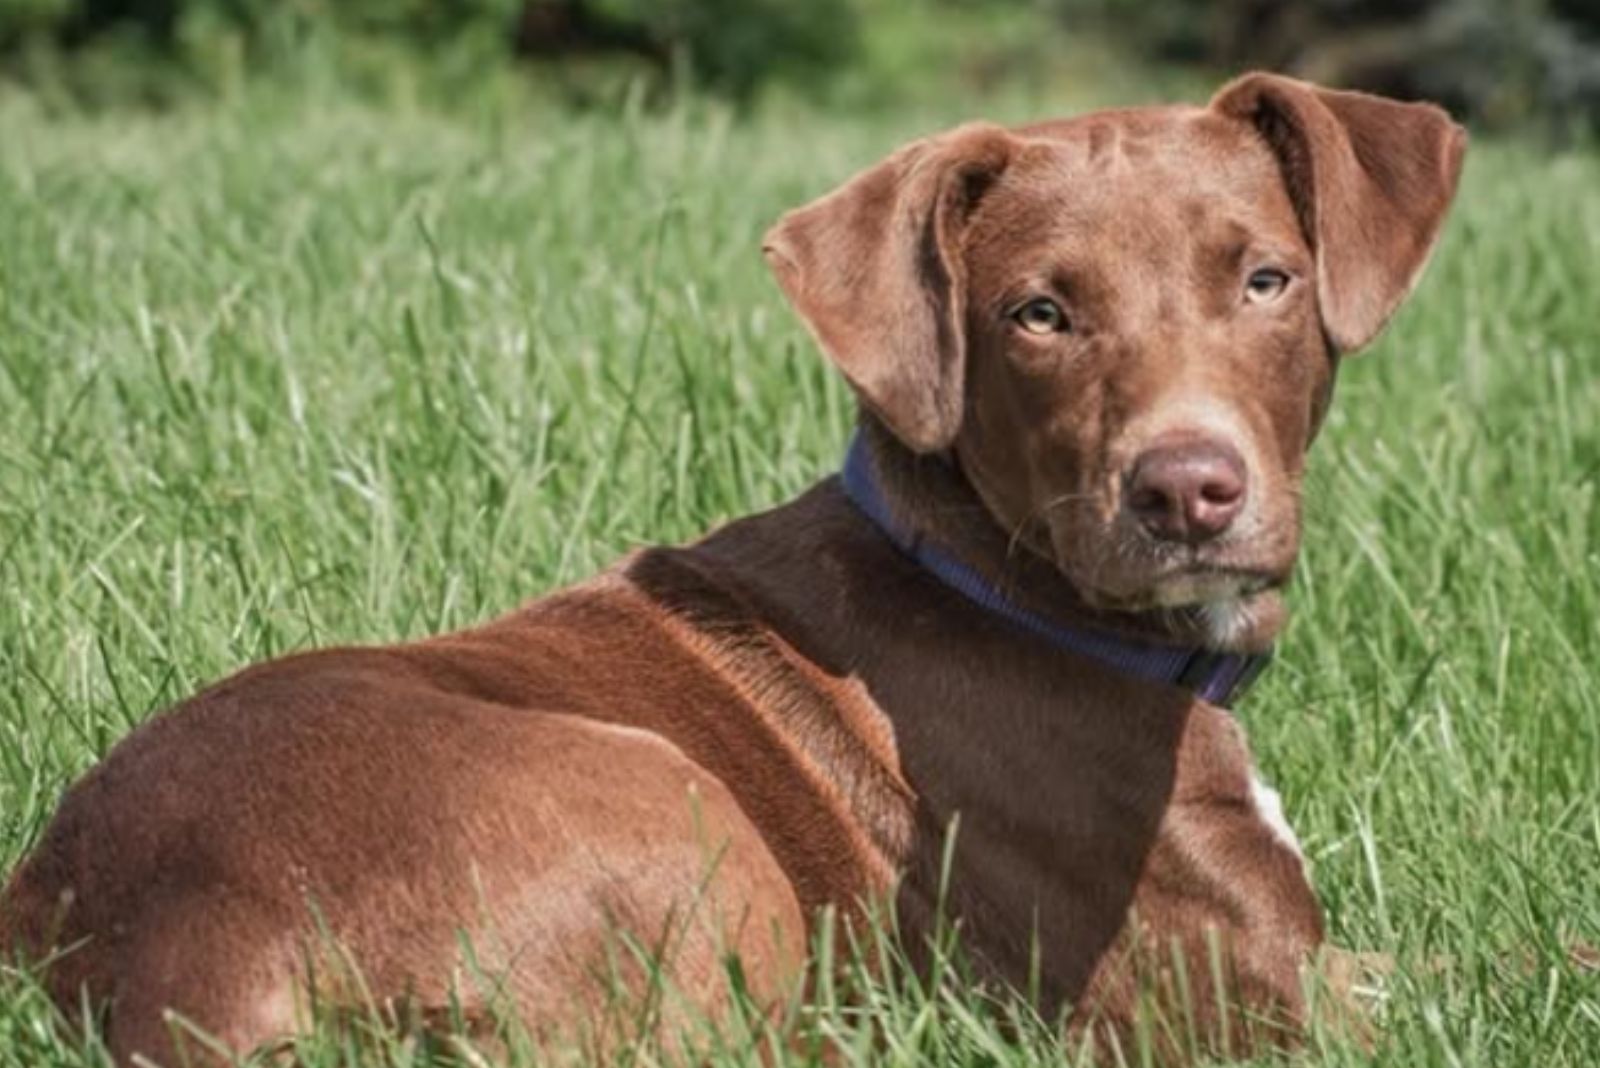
[[964, 107, 1307, 292]]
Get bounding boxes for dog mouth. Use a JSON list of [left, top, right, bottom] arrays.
[[1033, 500, 1297, 613], [1071, 558, 1287, 613], [1141, 564, 1280, 608]]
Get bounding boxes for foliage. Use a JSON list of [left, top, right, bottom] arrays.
[[0, 0, 860, 104], [591, 0, 859, 101], [1053, 0, 1600, 131]]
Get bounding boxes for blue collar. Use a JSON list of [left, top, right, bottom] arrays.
[[839, 433, 1271, 708]]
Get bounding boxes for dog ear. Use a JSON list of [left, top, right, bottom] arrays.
[[763, 123, 1017, 452], [1211, 72, 1467, 354]]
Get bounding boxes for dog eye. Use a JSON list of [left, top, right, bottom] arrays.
[[1013, 298, 1071, 335], [1245, 268, 1290, 303]]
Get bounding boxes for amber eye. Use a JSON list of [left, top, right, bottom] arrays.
[[1013, 297, 1070, 335], [1245, 267, 1291, 303]]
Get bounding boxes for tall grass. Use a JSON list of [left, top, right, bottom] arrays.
[[0, 73, 1596, 1065]]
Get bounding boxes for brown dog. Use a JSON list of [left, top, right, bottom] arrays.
[[1, 72, 1464, 1064]]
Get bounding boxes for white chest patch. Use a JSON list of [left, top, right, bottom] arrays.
[[1249, 773, 1304, 860]]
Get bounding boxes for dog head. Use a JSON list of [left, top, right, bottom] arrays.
[[765, 73, 1465, 640]]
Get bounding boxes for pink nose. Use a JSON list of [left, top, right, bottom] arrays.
[[1126, 440, 1248, 544]]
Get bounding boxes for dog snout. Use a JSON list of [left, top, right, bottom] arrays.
[[1125, 438, 1248, 545]]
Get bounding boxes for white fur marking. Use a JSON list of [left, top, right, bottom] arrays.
[[1201, 596, 1254, 649], [1249, 773, 1303, 860]]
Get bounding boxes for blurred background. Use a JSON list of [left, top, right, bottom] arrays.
[[1, 0, 1598, 133]]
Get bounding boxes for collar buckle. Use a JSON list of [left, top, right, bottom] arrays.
[[1177, 648, 1274, 709]]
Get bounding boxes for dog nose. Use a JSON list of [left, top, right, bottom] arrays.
[[1126, 440, 1248, 544]]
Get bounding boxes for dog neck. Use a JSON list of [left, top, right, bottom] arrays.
[[843, 419, 1277, 706]]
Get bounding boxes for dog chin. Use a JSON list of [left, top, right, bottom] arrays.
[[1074, 570, 1288, 650], [1183, 585, 1288, 651]]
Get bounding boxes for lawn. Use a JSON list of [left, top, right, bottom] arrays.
[[0, 70, 1597, 1066]]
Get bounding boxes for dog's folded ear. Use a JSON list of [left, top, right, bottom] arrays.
[[763, 123, 1017, 452], [1211, 72, 1467, 354]]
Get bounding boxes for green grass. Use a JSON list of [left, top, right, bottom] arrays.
[[0, 72, 1597, 1067]]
